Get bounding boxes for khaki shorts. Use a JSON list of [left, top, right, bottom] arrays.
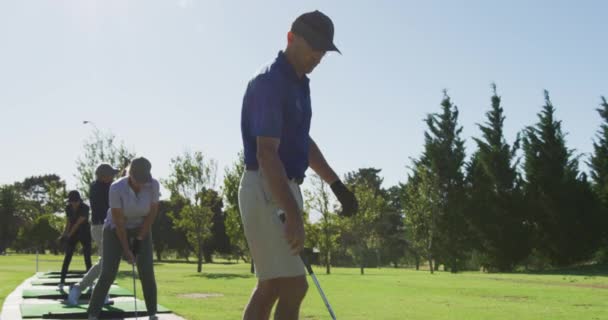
[[238, 170, 305, 280]]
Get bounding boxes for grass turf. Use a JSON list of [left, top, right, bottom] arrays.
[[1, 254, 607, 319]]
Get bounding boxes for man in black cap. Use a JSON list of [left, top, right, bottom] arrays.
[[59, 190, 92, 288], [239, 10, 358, 319]]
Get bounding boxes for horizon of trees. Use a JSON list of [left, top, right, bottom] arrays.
[[1, 86, 607, 274]]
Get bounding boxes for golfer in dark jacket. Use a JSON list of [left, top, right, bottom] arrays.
[[67, 164, 119, 305], [59, 190, 92, 287]]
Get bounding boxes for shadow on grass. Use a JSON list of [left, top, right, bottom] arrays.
[[114, 270, 253, 280], [186, 272, 253, 280], [152, 259, 240, 266], [520, 264, 608, 277]]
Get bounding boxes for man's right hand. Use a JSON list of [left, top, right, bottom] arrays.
[[282, 214, 305, 255]]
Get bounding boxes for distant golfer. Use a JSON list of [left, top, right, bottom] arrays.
[[239, 10, 358, 319], [67, 164, 119, 305], [87, 157, 160, 320], [59, 190, 92, 288]]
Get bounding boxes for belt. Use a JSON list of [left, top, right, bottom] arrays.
[[246, 164, 304, 185]]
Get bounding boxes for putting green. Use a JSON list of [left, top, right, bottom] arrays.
[[20, 300, 170, 318], [22, 285, 132, 299]]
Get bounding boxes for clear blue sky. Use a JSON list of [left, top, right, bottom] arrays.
[[1, 0, 606, 193]]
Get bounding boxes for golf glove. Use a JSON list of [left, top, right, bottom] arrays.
[[330, 180, 358, 217]]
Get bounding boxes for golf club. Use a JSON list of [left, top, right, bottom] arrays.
[[279, 213, 337, 320], [130, 237, 138, 320]]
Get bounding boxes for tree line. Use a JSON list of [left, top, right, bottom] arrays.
[[1, 85, 607, 274]]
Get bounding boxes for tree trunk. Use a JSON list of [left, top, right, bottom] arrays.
[[155, 249, 162, 262], [429, 257, 434, 274], [415, 255, 420, 270], [250, 260, 255, 274], [324, 223, 331, 275], [360, 265, 365, 275], [204, 249, 213, 263], [197, 240, 203, 273]]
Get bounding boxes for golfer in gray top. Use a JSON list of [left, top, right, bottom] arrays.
[[87, 157, 160, 320]]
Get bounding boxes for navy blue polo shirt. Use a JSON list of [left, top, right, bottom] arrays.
[[241, 51, 312, 180]]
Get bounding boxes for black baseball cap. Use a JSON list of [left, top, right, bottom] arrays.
[[67, 190, 81, 202], [130, 157, 152, 183], [95, 163, 119, 178], [291, 10, 341, 54]]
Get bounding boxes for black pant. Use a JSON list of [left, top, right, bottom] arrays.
[[60, 235, 92, 285]]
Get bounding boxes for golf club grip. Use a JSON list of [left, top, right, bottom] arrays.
[[299, 253, 315, 275]]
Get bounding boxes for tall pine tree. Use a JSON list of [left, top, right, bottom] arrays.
[[466, 84, 530, 271], [523, 90, 601, 266], [589, 96, 608, 252], [590, 97, 608, 202], [415, 90, 468, 272]]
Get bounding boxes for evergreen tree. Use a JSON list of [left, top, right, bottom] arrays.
[[416, 91, 468, 272], [466, 84, 530, 271], [522, 90, 601, 266]]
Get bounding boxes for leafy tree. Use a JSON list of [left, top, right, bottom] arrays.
[[13, 175, 66, 223], [0, 185, 21, 253], [403, 167, 441, 273], [343, 168, 386, 274], [163, 151, 218, 272], [75, 129, 135, 198], [222, 152, 249, 262], [377, 185, 407, 268], [152, 200, 190, 261], [202, 189, 230, 262], [14, 213, 63, 254], [304, 173, 339, 274]]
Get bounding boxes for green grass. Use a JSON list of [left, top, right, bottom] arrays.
[[1, 254, 608, 319]]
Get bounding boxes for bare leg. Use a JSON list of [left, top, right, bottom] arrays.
[[274, 275, 308, 320], [243, 279, 279, 320]]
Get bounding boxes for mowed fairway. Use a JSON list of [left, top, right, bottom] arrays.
[[1, 254, 607, 319]]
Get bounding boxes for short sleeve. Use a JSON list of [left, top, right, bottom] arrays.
[[152, 180, 160, 203], [249, 79, 284, 138], [109, 184, 122, 209]]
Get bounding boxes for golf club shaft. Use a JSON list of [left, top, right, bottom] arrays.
[[310, 272, 337, 320], [300, 255, 337, 320], [279, 213, 337, 319], [132, 256, 138, 319]]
